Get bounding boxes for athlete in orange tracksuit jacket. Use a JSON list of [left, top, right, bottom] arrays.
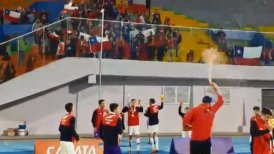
[[183, 82, 223, 154], [250, 107, 273, 154]]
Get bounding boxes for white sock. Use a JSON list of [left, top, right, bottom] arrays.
[[136, 138, 140, 151], [155, 136, 159, 150], [150, 137, 154, 148]]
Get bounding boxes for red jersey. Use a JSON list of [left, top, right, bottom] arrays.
[[102, 113, 120, 127], [100, 113, 123, 146], [252, 117, 271, 154], [59, 114, 78, 142], [60, 114, 74, 127], [92, 108, 108, 129], [122, 106, 143, 126], [156, 34, 166, 47], [149, 104, 159, 113], [183, 95, 224, 141]]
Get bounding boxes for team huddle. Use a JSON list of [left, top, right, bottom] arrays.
[[58, 82, 231, 154]]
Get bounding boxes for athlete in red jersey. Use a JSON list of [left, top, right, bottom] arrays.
[[183, 82, 224, 154], [122, 99, 143, 153], [144, 96, 164, 153], [91, 99, 108, 137], [249, 106, 260, 152], [100, 103, 123, 154], [59, 103, 79, 154], [250, 107, 272, 154], [178, 100, 191, 138]]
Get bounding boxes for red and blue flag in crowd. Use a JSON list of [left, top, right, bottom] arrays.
[[4, 9, 21, 23]]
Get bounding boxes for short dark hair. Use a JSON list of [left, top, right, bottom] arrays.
[[202, 96, 212, 104], [65, 103, 73, 113], [131, 99, 136, 102], [109, 103, 119, 112], [99, 99, 105, 105], [149, 98, 155, 104], [262, 107, 272, 116], [253, 106, 260, 111]]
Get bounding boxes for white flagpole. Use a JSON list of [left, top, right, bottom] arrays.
[[99, 9, 104, 99]]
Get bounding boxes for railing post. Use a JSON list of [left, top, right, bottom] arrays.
[[99, 9, 105, 100]]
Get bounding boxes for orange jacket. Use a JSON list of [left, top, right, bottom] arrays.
[[251, 117, 271, 154], [183, 95, 224, 141]]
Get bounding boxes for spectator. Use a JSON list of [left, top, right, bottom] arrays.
[[40, 12, 48, 24], [173, 29, 182, 57], [48, 31, 61, 59], [136, 31, 145, 45], [166, 33, 175, 62], [147, 31, 156, 60], [186, 50, 194, 63], [216, 29, 229, 53], [152, 10, 161, 25], [156, 30, 166, 61], [115, 33, 125, 59], [138, 13, 146, 24], [66, 33, 78, 57], [32, 19, 43, 45], [79, 36, 88, 57]]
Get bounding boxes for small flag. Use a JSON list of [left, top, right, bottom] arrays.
[[4, 9, 21, 23]]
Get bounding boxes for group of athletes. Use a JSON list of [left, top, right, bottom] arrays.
[[92, 97, 164, 153], [57, 81, 274, 154]]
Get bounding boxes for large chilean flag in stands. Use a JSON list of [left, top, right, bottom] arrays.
[[4, 9, 21, 23]]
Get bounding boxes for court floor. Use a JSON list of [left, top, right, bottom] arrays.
[[0, 136, 250, 154]]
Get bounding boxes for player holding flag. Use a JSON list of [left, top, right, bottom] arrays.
[[122, 99, 143, 153]]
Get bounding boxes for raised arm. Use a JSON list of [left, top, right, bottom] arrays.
[[159, 95, 164, 110], [178, 106, 185, 117], [178, 100, 185, 117], [210, 82, 224, 113], [122, 106, 129, 113]]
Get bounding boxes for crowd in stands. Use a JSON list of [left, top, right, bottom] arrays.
[[0, 0, 274, 84], [29, 0, 183, 62]]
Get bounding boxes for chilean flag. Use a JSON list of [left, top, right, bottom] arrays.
[[4, 9, 21, 23], [89, 36, 112, 52]]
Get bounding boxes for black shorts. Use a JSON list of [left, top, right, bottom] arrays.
[[190, 139, 211, 154]]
